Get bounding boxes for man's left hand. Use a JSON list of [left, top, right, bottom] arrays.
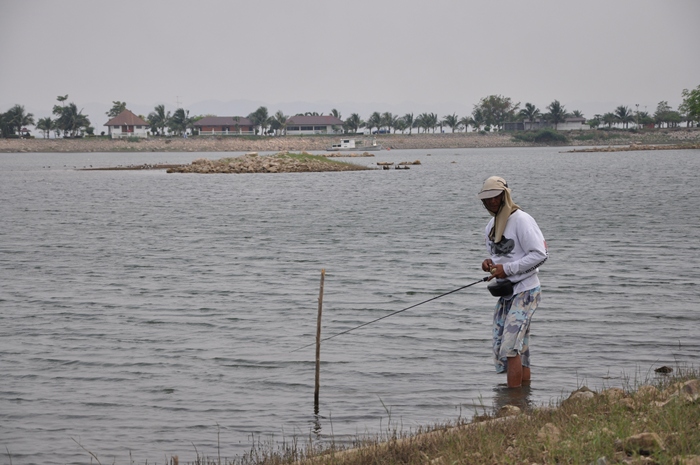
[[488, 263, 507, 280]]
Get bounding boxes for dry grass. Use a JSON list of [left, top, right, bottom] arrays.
[[222, 368, 699, 465], [61, 368, 699, 465]]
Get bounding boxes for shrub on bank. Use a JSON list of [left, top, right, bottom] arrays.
[[512, 129, 568, 144]]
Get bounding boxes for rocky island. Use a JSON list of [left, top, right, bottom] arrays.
[[165, 152, 370, 174]]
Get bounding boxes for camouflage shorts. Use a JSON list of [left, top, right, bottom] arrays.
[[492, 286, 540, 374]]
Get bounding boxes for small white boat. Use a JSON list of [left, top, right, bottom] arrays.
[[327, 138, 382, 151]]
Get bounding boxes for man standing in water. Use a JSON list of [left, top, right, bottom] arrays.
[[478, 176, 548, 388]]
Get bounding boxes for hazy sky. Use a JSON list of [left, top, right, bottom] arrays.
[[2, 0, 699, 125]]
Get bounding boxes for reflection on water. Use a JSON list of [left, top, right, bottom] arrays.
[[313, 402, 323, 439], [492, 383, 533, 413]]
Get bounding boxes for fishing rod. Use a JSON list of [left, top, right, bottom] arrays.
[[290, 277, 488, 353]]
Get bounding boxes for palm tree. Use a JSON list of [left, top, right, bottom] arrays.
[[248, 106, 270, 135], [458, 115, 473, 132], [53, 101, 90, 137], [426, 113, 439, 133], [571, 110, 584, 118], [366, 112, 381, 134], [147, 104, 171, 136], [546, 100, 567, 130], [602, 112, 616, 128], [330, 108, 342, 120], [614, 105, 634, 129], [169, 108, 193, 136], [415, 112, 438, 133], [442, 113, 460, 133], [380, 112, 393, 133], [271, 110, 288, 136], [381, 112, 401, 133], [36, 117, 54, 138], [414, 113, 427, 133], [393, 118, 408, 134], [390, 114, 401, 133], [344, 113, 363, 134], [402, 113, 414, 135], [5, 104, 35, 136], [519, 103, 540, 130]]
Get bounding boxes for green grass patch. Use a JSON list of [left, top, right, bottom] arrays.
[[278, 152, 336, 162], [217, 152, 348, 165], [276, 152, 364, 168]]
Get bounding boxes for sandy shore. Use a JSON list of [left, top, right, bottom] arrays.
[[2, 129, 699, 153]]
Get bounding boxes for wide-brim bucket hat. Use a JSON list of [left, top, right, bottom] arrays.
[[477, 176, 509, 200]]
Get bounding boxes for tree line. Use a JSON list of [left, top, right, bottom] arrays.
[[2, 86, 699, 138], [0, 95, 93, 139]]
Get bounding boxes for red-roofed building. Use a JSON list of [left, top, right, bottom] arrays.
[[193, 116, 255, 135], [285, 115, 344, 135], [104, 110, 150, 138]]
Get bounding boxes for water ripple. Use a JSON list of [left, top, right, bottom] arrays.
[[1, 148, 699, 463]]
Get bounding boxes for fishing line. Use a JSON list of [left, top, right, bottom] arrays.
[[290, 277, 488, 353]]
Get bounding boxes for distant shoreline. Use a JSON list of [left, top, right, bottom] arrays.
[[2, 129, 699, 153]]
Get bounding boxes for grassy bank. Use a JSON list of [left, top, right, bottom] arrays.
[[165, 368, 699, 465]]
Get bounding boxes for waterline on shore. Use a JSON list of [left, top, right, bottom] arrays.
[[2, 128, 699, 153]]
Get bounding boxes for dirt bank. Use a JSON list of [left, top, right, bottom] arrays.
[[2, 128, 699, 153], [0, 133, 524, 153], [565, 142, 700, 152]]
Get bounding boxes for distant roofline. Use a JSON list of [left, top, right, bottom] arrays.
[[104, 109, 149, 127]]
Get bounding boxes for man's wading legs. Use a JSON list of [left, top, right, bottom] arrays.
[[507, 354, 530, 388]]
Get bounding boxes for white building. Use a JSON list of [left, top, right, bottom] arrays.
[[104, 110, 150, 138], [524, 117, 588, 131], [285, 115, 344, 135]]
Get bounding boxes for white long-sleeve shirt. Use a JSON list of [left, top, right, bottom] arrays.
[[484, 209, 548, 295]]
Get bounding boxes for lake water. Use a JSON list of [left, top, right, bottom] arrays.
[[1, 147, 698, 464]]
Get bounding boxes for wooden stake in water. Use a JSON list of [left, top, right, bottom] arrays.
[[314, 269, 325, 409]]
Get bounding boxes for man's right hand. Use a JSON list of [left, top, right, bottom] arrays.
[[482, 258, 494, 272]]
